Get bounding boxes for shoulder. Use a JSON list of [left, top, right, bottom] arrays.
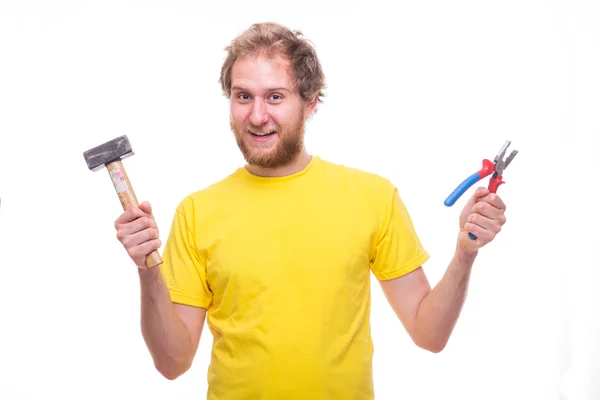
[[317, 157, 397, 197], [173, 168, 245, 217]]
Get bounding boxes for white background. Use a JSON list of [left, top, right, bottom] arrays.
[[1, 1, 598, 399]]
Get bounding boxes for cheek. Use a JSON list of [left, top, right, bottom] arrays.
[[268, 106, 297, 127], [230, 104, 248, 124]]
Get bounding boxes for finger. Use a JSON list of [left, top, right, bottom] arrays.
[[116, 216, 156, 241], [139, 201, 153, 215], [465, 187, 489, 208], [463, 222, 494, 243], [122, 227, 160, 248], [478, 192, 506, 210], [460, 187, 488, 216], [467, 212, 503, 232], [471, 201, 507, 223], [128, 239, 162, 262], [114, 206, 150, 227], [474, 187, 490, 200]]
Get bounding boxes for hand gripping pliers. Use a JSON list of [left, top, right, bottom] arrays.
[[444, 140, 518, 239]]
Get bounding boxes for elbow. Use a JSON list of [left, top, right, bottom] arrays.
[[159, 370, 182, 381], [413, 336, 448, 354], [155, 360, 192, 380], [424, 341, 447, 354]]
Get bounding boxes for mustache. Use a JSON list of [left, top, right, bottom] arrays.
[[247, 124, 279, 131]]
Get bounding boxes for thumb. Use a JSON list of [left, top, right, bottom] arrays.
[[460, 186, 488, 228], [467, 187, 489, 209], [139, 201, 153, 215]]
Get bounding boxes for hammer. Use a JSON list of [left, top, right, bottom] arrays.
[[83, 135, 162, 268]]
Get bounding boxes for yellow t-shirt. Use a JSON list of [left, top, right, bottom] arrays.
[[160, 155, 429, 399]]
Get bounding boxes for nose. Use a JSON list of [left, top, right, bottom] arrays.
[[249, 98, 269, 126]]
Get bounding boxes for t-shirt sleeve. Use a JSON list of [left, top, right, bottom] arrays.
[[370, 186, 430, 280], [160, 200, 213, 309]]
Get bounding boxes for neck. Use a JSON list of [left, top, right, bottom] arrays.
[[245, 149, 312, 177]]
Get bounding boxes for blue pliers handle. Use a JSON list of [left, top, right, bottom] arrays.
[[443, 164, 493, 207], [444, 141, 518, 240]]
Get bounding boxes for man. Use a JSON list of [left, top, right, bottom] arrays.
[[114, 22, 507, 399]]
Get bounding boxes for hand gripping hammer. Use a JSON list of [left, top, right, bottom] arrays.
[[83, 135, 162, 268]]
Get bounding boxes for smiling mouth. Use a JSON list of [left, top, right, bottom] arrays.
[[249, 129, 277, 138]]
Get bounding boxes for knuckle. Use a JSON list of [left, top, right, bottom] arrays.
[[141, 217, 152, 228], [131, 208, 143, 220], [146, 240, 159, 252], [126, 247, 136, 258], [122, 235, 133, 247], [129, 247, 144, 260], [146, 228, 158, 240]]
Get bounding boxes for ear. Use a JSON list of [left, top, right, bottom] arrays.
[[304, 95, 318, 118]]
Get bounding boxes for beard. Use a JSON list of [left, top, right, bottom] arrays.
[[230, 109, 305, 169]]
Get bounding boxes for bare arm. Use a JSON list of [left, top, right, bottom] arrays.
[[380, 188, 506, 353], [115, 201, 207, 379], [379, 249, 475, 353], [139, 267, 206, 379]]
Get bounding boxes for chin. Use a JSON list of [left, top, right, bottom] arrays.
[[247, 152, 279, 167]]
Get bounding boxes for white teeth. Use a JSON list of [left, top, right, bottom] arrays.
[[250, 130, 276, 136]]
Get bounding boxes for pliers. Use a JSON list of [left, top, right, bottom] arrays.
[[444, 140, 518, 239]]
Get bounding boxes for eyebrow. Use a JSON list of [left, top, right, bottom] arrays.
[[231, 86, 291, 93]]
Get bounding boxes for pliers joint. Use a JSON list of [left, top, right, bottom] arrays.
[[444, 140, 518, 207]]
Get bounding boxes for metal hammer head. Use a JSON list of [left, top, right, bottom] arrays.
[[83, 135, 134, 171]]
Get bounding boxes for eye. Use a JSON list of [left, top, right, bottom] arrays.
[[269, 93, 283, 102], [237, 93, 251, 101]]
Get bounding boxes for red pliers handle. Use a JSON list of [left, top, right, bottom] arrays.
[[444, 140, 518, 239], [488, 172, 505, 193]]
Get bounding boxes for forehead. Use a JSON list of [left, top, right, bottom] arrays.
[[230, 53, 295, 92]]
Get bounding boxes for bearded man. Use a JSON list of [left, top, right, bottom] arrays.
[[113, 22, 508, 400]]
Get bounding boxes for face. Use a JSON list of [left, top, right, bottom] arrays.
[[229, 53, 314, 169]]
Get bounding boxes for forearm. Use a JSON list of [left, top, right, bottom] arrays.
[[413, 248, 477, 352], [139, 267, 194, 379]]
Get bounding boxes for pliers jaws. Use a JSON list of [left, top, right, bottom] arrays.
[[493, 140, 518, 177], [444, 140, 518, 207]]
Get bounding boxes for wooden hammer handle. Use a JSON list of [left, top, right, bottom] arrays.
[[106, 160, 163, 269]]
